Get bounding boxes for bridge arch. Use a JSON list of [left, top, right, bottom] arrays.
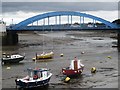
[[12, 11, 117, 30]]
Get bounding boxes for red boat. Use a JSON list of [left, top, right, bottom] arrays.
[[62, 57, 84, 76]]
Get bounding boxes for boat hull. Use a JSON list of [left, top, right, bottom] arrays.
[[2, 57, 24, 64], [33, 53, 53, 60], [37, 55, 53, 59], [62, 67, 84, 76], [15, 77, 51, 88]]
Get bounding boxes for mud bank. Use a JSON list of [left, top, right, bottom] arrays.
[[2, 31, 118, 89]]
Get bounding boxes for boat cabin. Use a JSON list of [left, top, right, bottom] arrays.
[[2, 53, 23, 58], [69, 57, 84, 70], [26, 68, 50, 80]]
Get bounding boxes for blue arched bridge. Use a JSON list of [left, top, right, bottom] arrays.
[[9, 11, 118, 31]]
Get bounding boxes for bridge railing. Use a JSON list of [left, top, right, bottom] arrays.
[[8, 24, 112, 31]]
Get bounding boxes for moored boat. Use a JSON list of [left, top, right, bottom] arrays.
[[32, 51, 54, 61], [62, 57, 84, 76], [15, 68, 52, 89], [1, 53, 25, 64]]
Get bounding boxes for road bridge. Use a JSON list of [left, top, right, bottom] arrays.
[[8, 11, 118, 31]]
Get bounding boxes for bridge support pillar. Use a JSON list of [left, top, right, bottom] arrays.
[[80, 16, 81, 25], [68, 15, 69, 24], [2, 31, 18, 45], [71, 15, 72, 24], [83, 17, 84, 24], [55, 16, 57, 24], [59, 15, 61, 24], [48, 17, 49, 25]]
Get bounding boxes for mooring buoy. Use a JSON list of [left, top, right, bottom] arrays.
[[60, 53, 64, 57], [81, 51, 85, 54], [6, 67, 11, 70], [107, 56, 112, 59], [91, 67, 96, 73], [64, 77, 70, 83]]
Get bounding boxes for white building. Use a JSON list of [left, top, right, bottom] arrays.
[[0, 21, 6, 32]]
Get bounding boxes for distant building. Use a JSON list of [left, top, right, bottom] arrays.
[[0, 21, 6, 32]]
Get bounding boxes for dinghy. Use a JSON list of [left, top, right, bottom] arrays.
[[32, 52, 54, 61]]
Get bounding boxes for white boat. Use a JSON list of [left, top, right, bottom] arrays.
[[15, 68, 52, 88], [1, 53, 25, 64]]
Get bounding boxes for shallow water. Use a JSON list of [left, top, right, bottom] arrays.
[[2, 31, 118, 89]]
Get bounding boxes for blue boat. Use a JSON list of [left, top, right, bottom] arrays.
[[15, 68, 52, 89]]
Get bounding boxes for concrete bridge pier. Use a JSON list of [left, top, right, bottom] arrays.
[[2, 31, 18, 45]]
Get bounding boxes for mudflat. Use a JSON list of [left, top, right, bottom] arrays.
[[2, 31, 118, 89]]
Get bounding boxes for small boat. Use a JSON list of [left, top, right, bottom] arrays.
[[62, 57, 84, 76], [1, 53, 25, 64], [32, 52, 54, 61], [15, 68, 52, 89]]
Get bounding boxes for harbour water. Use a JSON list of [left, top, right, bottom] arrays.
[[2, 31, 118, 89]]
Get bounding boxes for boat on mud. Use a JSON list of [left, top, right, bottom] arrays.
[[1, 53, 25, 64], [62, 57, 84, 76], [15, 68, 52, 89], [32, 51, 54, 61]]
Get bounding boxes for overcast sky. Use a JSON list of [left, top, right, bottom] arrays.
[[2, 2, 118, 13], [2, 0, 120, 2], [1, 1, 119, 25]]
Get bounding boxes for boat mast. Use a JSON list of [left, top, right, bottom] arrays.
[[51, 26, 54, 52], [42, 24, 45, 53], [34, 52, 37, 68], [60, 31, 64, 57]]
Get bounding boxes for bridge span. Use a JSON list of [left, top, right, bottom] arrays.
[[8, 11, 118, 31]]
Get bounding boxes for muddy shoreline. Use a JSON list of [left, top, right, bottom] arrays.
[[17, 31, 117, 48]]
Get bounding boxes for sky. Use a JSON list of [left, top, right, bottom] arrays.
[[0, 1, 119, 26], [1, 0, 120, 2]]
